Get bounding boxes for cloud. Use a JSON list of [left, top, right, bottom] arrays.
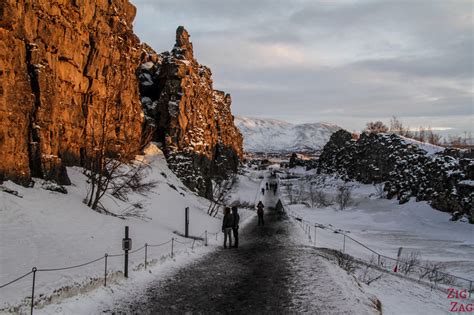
[[130, 0, 473, 134]]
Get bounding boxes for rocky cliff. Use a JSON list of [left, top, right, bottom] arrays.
[[318, 130, 473, 222], [0, 0, 143, 185], [138, 27, 243, 197], [1, 2, 243, 195]]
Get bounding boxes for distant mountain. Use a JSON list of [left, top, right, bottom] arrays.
[[235, 116, 341, 153]]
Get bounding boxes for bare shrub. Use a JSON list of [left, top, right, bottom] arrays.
[[374, 183, 386, 198], [335, 251, 356, 273], [358, 257, 383, 285], [400, 251, 421, 275], [335, 184, 353, 210], [418, 262, 455, 285]]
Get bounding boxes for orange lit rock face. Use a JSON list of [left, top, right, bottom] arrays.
[[0, 0, 143, 185], [139, 27, 243, 197]]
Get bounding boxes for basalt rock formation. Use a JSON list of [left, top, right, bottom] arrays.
[[318, 130, 474, 222], [1, 2, 243, 195], [0, 0, 143, 185], [138, 27, 243, 197]]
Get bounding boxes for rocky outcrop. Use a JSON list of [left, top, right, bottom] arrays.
[[138, 27, 243, 197], [318, 131, 473, 222], [0, 0, 143, 185]]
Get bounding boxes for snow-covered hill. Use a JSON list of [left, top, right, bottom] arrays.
[[235, 116, 341, 153], [0, 144, 260, 312]]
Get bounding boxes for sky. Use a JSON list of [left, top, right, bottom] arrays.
[[130, 0, 473, 136]]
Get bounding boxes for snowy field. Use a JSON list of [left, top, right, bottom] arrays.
[[291, 216, 472, 315], [281, 169, 474, 290], [0, 144, 260, 313], [282, 169, 473, 275]]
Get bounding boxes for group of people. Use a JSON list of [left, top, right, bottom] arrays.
[[261, 182, 278, 195], [221, 206, 240, 249], [221, 201, 267, 248]]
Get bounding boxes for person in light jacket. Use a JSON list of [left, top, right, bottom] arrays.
[[222, 207, 234, 249]]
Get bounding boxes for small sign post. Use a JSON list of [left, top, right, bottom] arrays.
[[122, 226, 132, 278]]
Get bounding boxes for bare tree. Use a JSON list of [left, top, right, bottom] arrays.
[[365, 121, 389, 134], [335, 184, 353, 210], [83, 78, 156, 216], [308, 184, 332, 207], [207, 175, 236, 217], [427, 127, 442, 145], [390, 116, 404, 135]]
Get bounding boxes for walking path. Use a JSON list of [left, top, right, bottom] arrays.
[[109, 172, 376, 314]]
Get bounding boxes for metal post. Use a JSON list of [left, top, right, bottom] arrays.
[[192, 239, 195, 250], [144, 244, 148, 270], [205, 230, 208, 246], [185, 207, 189, 238], [343, 234, 346, 253], [104, 254, 108, 287], [314, 225, 317, 247], [377, 254, 381, 267], [171, 238, 174, 258], [124, 226, 129, 278], [31, 267, 37, 315], [469, 281, 472, 298]]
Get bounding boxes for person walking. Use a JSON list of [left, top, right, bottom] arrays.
[[261, 187, 265, 195], [257, 201, 265, 226], [231, 206, 240, 248], [222, 207, 234, 249]]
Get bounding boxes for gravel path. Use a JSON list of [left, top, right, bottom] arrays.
[[110, 212, 375, 314], [109, 176, 376, 314]]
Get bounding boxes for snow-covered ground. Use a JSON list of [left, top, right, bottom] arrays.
[[399, 136, 445, 155], [0, 144, 259, 313], [292, 216, 472, 315], [280, 171, 474, 292]]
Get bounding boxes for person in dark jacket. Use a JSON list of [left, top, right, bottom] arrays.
[[257, 201, 264, 226], [222, 207, 234, 249], [231, 206, 240, 248]]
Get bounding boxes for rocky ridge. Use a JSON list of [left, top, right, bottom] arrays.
[[318, 130, 473, 222], [1, 2, 243, 197], [137, 27, 243, 197]]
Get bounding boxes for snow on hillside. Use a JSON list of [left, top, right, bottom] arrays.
[[235, 116, 341, 153], [0, 144, 259, 313], [281, 174, 474, 281], [399, 136, 444, 155]]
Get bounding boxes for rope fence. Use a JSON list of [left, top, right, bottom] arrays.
[[287, 209, 473, 298], [0, 225, 224, 315]]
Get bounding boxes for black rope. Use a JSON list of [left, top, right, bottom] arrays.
[[0, 270, 33, 289], [129, 245, 145, 254], [173, 239, 193, 245], [108, 252, 125, 258], [38, 256, 104, 272], [148, 239, 172, 247]]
